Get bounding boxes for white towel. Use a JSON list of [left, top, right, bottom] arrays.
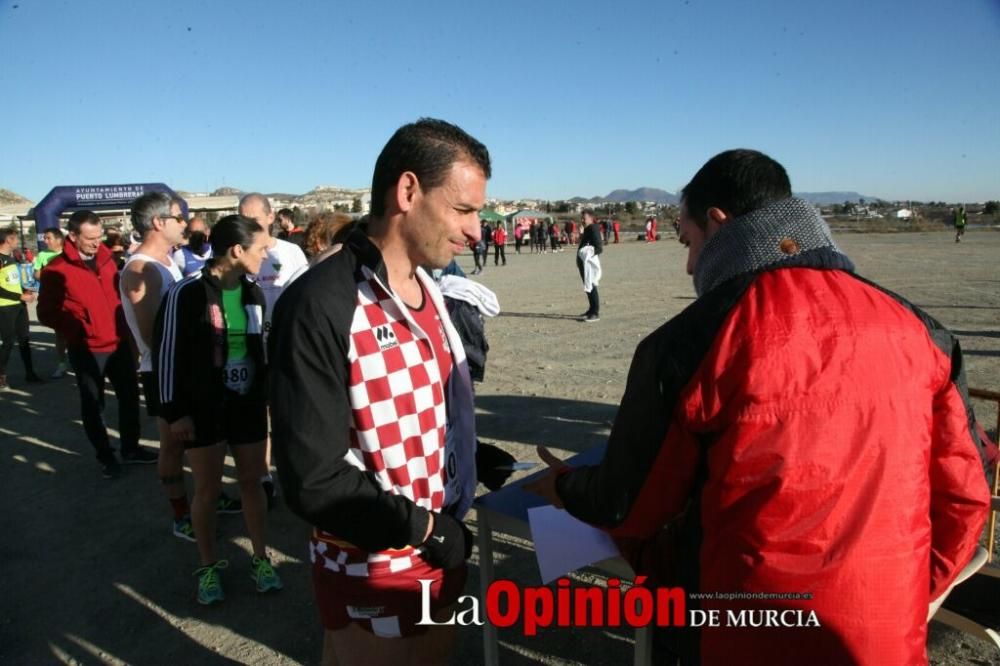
[[577, 246, 602, 293], [438, 275, 501, 317]]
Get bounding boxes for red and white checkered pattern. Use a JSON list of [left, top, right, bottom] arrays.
[[313, 266, 449, 576], [310, 537, 421, 577]]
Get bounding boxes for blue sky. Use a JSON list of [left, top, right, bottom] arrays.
[[1, 0, 998, 203]]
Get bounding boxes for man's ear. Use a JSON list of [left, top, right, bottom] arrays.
[[394, 171, 420, 213], [706, 206, 732, 234], [706, 207, 731, 225]]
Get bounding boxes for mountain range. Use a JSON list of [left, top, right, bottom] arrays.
[[1, 186, 886, 209], [569, 188, 883, 206]]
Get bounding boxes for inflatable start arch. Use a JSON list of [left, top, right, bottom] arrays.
[[33, 183, 187, 246]]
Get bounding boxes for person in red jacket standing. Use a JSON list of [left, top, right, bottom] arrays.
[[38, 211, 156, 478], [492, 221, 506, 266], [529, 149, 990, 665]]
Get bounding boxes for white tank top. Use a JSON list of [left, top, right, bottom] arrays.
[[120, 252, 184, 372]]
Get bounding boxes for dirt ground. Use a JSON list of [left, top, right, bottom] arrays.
[[2, 229, 998, 665]]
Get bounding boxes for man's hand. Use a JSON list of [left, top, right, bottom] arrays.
[[20, 291, 36, 303], [475, 440, 517, 491], [169, 416, 195, 443], [523, 445, 570, 508], [420, 512, 473, 570]]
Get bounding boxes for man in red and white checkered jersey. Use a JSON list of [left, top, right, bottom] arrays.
[[270, 119, 489, 666]]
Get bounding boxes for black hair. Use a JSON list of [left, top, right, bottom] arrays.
[[0, 227, 16, 245], [67, 210, 102, 235], [681, 149, 791, 228], [370, 118, 491, 217], [209, 215, 262, 259], [276, 208, 294, 221]]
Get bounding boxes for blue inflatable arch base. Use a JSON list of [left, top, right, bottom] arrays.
[[32, 183, 187, 246]]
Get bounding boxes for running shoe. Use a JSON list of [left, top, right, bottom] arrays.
[[584, 314, 601, 323], [173, 515, 196, 543], [250, 556, 283, 593], [50, 363, 67, 379], [121, 447, 158, 464], [216, 493, 242, 514], [194, 560, 228, 605]]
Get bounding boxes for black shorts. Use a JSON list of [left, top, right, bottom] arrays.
[[140, 371, 160, 417], [186, 392, 268, 450]]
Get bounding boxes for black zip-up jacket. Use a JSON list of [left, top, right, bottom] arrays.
[[268, 228, 479, 553], [153, 272, 267, 435], [578, 223, 603, 255]]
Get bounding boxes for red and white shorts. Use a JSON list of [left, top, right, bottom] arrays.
[[312, 547, 467, 638]]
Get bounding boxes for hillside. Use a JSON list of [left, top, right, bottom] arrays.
[[0, 188, 32, 206], [795, 191, 883, 205], [567, 188, 884, 206]]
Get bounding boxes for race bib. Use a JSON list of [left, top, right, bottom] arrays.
[[222, 357, 255, 395]]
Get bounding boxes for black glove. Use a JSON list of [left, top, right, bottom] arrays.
[[420, 512, 473, 570], [476, 440, 516, 491]]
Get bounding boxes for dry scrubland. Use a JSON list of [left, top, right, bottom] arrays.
[[1, 229, 998, 665]]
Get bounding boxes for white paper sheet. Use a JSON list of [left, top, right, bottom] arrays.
[[527, 504, 621, 584]]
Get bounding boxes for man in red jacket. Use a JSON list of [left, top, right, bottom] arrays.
[[529, 149, 990, 664], [492, 221, 507, 266], [38, 211, 156, 478]]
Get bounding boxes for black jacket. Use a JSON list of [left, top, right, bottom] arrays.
[[153, 272, 267, 433], [268, 228, 478, 553], [578, 223, 604, 255]]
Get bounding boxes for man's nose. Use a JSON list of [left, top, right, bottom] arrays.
[[467, 217, 481, 241]]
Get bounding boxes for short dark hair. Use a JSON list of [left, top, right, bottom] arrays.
[[0, 227, 16, 245], [370, 118, 491, 217], [276, 208, 294, 222], [210, 215, 263, 259], [67, 210, 102, 235], [681, 149, 791, 228]]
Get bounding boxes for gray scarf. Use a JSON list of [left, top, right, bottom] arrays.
[[693, 197, 854, 296]]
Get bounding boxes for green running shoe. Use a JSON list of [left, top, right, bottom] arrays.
[[173, 515, 196, 543], [194, 560, 228, 605], [250, 555, 283, 593], [216, 493, 242, 514]]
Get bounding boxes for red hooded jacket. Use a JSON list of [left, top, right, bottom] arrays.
[[558, 266, 989, 665], [38, 241, 127, 353]]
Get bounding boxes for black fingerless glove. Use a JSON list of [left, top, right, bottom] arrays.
[[420, 512, 473, 570], [475, 440, 516, 491]]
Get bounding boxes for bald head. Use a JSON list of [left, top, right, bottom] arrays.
[[186, 216, 208, 236], [238, 193, 274, 233]]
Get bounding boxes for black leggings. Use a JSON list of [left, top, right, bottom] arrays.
[[0, 304, 33, 376], [576, 258, 600, 316]]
